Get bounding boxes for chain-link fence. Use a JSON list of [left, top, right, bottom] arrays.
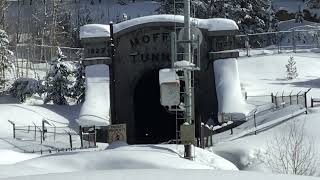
[[8, 120, 97, 153], [8, 44, 84, 80], [272, 91, 308, 109], [236, 30, 320, 56]]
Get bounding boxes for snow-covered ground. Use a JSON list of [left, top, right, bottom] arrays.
[[210, 107, 320, 175], [238, 51, 320, 103], [0, 143, 239, 178], [206, 49, 320, 176], [1, 50, 320, 179]]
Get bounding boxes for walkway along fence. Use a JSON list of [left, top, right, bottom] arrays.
[[199, 88, 311, 148]]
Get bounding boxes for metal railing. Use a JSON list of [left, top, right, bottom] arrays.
[[198, 89, 311, 148], [7, 119, 97, 153]]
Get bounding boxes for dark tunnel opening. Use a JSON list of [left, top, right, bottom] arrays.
[[134, 69, 177, 144]]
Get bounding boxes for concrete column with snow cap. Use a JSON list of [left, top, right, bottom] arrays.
[[213, 58, 248, 116], [77, 64, 110, 126]]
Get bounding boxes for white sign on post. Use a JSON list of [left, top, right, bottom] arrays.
[[107, 124, 127, 143]]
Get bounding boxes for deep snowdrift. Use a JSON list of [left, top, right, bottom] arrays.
[[3, 169, 318, 180], [0, 144, 237, 178]]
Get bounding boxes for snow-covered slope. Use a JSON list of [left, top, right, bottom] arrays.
[[0, 104, 80, 137], [209, 51, 320, 175], [0, 143, 237, 178], [238, 52, 320, 102]]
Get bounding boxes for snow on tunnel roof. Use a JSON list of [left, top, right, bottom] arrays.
[[80, 24, 111, 39], [80, 14, 238, 39]]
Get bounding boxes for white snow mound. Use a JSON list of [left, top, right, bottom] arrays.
[[78, 64, 110, 126], [214, 58, 248, 114], [80, 15, 238, 39]]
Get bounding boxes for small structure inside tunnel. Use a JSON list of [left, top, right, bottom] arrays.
[[80, 14, 240, 144]]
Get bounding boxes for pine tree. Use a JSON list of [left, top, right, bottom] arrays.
[[157, 0, 278, 34], [0, 29, 13, 88], [70, 60, 85, 104], [286, 56, 298, 80], [44, 47, 74, 105]]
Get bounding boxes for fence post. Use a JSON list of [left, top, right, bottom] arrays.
[[34, 125, 36, 140], [79, 126, 83, 148], [292, 30, 296, 53], [69, 132, 73, 149], [42, 120, 45, 142], [317, 30, 320, 48], [274, 92, 279, 108], [277, 32, 281, 53], [271, 93, 274, 103], [311, 98, 314, 107], [254, 110, 257, 135], [281, 91, 285, 108], [53, 124, 56, 142], [40, 129, 43, 144], [305, 92, 308, 114], [94, 126, 97, 148], [8, 120, 15, 139], [289, 91, 293, 105], [297, 91, 301, 105], [304, 89, 311, 113], [245, 34, 250, 57]]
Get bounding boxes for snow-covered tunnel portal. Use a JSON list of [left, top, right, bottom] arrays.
[[80, 15, 240, 144]]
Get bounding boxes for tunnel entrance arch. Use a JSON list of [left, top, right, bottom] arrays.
[[133, 69, 176, 144]]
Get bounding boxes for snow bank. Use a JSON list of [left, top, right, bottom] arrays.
[[80, 15, 238, 39], [237, 52, 320, 104], [0, 104, 80, 137], [0, 150, 39, 165], [2, 169, 318, 180], [214, 58, 248, 114], [77, 64, 110, 126], [0, 144, 215, 178]]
